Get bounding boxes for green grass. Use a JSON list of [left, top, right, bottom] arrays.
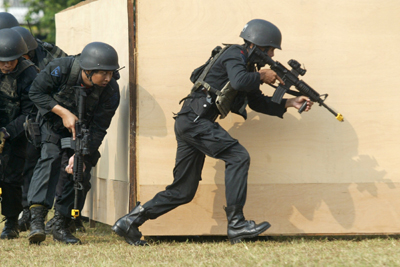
[[1, 219, 400, 267]]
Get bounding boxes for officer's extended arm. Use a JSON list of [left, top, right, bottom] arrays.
[[255, 49, 344, 122]]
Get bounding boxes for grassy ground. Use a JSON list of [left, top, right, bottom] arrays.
[[1, 218, 400, 267]]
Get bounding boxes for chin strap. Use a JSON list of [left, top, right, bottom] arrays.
[[83, 70, 95, 86]]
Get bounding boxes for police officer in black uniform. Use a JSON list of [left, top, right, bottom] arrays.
[[27, 42, 120, 244], [10, 25, 69, 232], [0, 28, 38, 239], [112, 19, 313, 246]]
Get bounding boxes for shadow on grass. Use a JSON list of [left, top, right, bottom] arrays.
[[144, 234, 400, 244], [77, 221, 400, 245]]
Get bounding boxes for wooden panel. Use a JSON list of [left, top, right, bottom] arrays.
[[58, 0, 400, 235], [56, 0, 131, 183], [82, 176, 130, 225], [140, 183, 400, 235], [136, 0, 400, 235]]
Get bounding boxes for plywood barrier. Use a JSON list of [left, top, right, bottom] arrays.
[[140, 182, 400, 235], [56, 0, 400, 235]]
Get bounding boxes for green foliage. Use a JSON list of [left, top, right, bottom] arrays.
[[22, 0, 83, 43]]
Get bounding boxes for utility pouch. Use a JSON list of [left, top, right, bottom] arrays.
[[189, 94, 213, 121], [23, 116, 41, 149], [215, 82, 238, 119]]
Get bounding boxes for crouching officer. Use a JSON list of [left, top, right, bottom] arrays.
[[27, 42, 120, 244], [112, 19, 313, 245], [10, 25, 69, 232], [0, 28, 38, 239]]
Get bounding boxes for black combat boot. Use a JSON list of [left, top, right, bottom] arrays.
[[0, 216, 19, 239], [224, 205, 271, 244], [111, 202, 148, 246], [28, 205, 48, 244], [18, 208, 31, 232], [52, 211, 81, 245], [44, 214, 57, 235]]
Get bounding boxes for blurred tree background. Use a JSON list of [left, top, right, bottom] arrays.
[[22, 0, 83, 43]]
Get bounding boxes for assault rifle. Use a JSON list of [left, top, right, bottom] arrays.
[[254, 49, 344, 122], [61, 86, 90, 219]]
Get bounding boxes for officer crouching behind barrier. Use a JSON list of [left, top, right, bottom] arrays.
[[0, 28, 38, 239], [10, 24, 69, 233], [27, 42, 120, 245], [112, 19, 313, 246]]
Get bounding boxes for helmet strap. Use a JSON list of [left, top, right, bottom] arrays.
[[83, 70, 95, 86]]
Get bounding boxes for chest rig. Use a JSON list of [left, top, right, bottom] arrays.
[[189, 45, 247, 119], [0, 59, 35, 127], [51, 56, 105, 129], [36, 39, 68, 70]]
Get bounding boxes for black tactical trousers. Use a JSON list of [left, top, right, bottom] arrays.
[[142, 111, 250, 219], [21, 142, 40, 208], [27, 121, 69, 209], [0, 145, 25, 217], [54, 151, 92, 218]]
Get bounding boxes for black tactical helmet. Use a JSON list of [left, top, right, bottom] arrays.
[[79, 42, 119, 70], [0, 28, 28, 61], [12, 26, 38, 52], [0, 12, 19, 29], [240, 19, 282, 50]]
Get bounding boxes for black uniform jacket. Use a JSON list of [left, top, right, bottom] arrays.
[[189, 44, 287, 120], [2, 58, 37, 140], [29, 56, 120, 154]]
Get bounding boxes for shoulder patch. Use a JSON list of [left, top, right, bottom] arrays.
[[51, 66, 61, 77]]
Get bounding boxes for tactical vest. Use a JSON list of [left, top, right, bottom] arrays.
[[190, 44, 248, 119], [0, 59, 36, 127], [190, 45, 230, 95], [36, 39, 68, 70], [50, 56, 105, 129]]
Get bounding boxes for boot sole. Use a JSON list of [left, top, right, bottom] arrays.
[[0, 234, 19, 240], [111, 224, 147, 246], [229, 222, 271, 244], [53, 237, 82, 245], [28, 233, 46, 244]]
